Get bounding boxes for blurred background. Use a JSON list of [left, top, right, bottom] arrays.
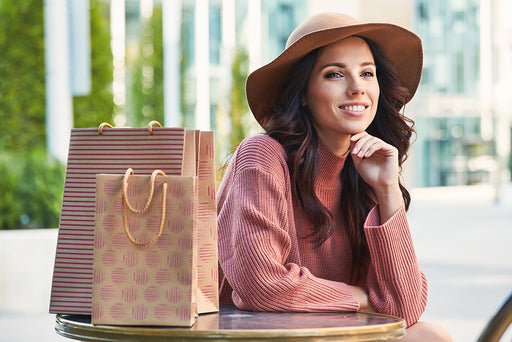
[[0, 0, 511, 341]]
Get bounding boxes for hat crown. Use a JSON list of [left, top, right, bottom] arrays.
[[286, 13, 360, 48]]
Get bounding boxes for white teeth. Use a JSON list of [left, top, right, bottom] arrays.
[[341, 105, 365, 112]]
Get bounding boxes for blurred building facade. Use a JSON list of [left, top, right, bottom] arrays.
[[121, 0, 511, 188], [411, 0, 512, 188]]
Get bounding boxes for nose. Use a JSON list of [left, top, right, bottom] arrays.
[[346, 77, 365, 96]]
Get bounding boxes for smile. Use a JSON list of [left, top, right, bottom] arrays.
[[339, 105, 367, 112]]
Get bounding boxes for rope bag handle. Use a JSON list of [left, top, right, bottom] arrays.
[[98, 122, 114, 135], [122, 168, 168, 246], [148, 120, 162, 135]]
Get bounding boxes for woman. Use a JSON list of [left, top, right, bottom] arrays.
[[217, 13, 452, 341]]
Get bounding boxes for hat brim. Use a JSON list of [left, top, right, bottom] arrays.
[[246, 23, 423, 127]]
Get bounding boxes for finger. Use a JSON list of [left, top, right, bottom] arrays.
[[351, 134, 379, 158], [356, 140, 381, 159], [359, 140, 385, 158], [350, 132, 372, 155]]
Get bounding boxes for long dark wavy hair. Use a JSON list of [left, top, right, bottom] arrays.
[[263, 37, 415, 270]]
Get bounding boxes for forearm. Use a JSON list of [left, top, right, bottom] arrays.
[[364, 207, 428, 326], [374, 183, 403, 224]]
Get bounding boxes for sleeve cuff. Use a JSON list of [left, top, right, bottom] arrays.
[[364, 204, 407, 228]]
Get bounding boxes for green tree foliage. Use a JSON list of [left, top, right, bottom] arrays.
[[129, 5, 164, 127], [0, 152, 65, 229], [0, 0, 112, 229], [73, 0, 114, 128], [0, 0, 46, 152]]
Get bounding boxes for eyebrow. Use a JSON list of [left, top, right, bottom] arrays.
[[320, 62, 376, 69]]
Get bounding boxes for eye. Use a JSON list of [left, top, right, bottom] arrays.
[[325, 71, 343, 79], [361, 70, 375, 78]]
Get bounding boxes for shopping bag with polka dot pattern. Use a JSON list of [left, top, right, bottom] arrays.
[[92, 169, 197, 326]]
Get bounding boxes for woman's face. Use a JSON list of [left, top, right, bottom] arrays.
[[305, 36, 380, 154]]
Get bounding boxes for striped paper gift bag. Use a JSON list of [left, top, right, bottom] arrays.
[[49, 123, 218, 316]]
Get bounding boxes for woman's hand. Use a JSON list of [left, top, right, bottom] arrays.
[[348, 285, 376, 313], [349, 132, 403, 222]]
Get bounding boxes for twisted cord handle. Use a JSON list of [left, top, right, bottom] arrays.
[[123, 168, 166, 214], [121, 168, 167, 246], [98, 122, 114, 135], [148, 121, 162, 135]]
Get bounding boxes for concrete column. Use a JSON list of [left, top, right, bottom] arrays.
[[247, 0, 261, 73], [195, 0, 210, 130], [68, 0, 91, 96], [163, 0, 182, 127], [111, 0, 126, 126], [44, 0, 73, 164]]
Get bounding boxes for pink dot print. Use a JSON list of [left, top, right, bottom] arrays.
[[110, 303, 126, 320], [103, 179, 120, 197], [168, 217, 184, 233], [123, 250, 140, 268], [125, 215, 141, 234], [101, 249, 117, 266], [121, 286, 138, 303], [165, 287, 182, 304], [131, 304, 149, 321], [112, 197, 122, 214], [92, 302, 104, 320], [166, 251, 184, 268], [178, 235, 193, 251], [155, 233, 171, 250], [179, 200, 194, 216], [111, 268, 128, 284], [96, 197, 108, 215], [146, 215, 163, 236], [125, 181, 142, 198], [102, 215, 118, 232], [93, 268, 104, 285], [100, 285, 117, 302], [177, 269, 192, 286], [144, 286, 160, 303], [94, 232, 106, 249], [154, 304, 171, 321], [133, 269, 150, 285], [112, 232, 129, 249], [155, 268, 172, 285], [145, 250, 162, 267], [176, 305, 191, 322], [168, 182, 185, 198]]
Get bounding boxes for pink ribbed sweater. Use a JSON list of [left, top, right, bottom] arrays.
[[217, 134, 427, 327]]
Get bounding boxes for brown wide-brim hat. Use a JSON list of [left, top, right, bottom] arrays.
[[246, 12, 423, 127]]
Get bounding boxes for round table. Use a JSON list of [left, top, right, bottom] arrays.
[[55, 304, 405, 341]]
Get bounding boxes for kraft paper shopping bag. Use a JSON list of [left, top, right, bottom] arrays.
[[92, 169, 197, 326]]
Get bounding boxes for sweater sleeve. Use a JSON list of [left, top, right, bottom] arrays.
[[217, 136, 359, 312], [364, 205, 428, 327]]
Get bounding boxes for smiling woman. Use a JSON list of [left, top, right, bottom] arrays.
[[216, 12, 452, 342]]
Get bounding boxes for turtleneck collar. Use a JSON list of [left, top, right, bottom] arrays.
[[315, 138, 349, 189]]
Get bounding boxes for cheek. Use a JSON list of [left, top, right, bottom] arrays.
[[371, 83, 380, 106], [306, 85, 335, 111]]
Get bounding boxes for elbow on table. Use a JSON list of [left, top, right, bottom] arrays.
[[370, 287, 428, 327], [231, 287, 292, 312]]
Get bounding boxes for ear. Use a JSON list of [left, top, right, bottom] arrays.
[[301, 96, 307, 107]]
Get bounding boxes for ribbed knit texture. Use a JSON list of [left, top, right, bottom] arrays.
[[217, 134, 427, 327]]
